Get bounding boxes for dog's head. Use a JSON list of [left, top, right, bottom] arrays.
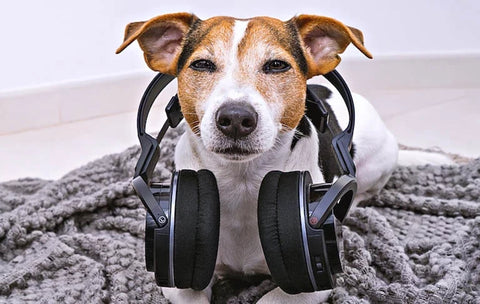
[[117, 13, 371, 161]]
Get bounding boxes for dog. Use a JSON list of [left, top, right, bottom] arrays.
[[117, 13, 400, 303]]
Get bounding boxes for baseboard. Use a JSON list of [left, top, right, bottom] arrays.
[[1, 53, 478, 135], [0, 71, 181, 135], [337, 53, 480, 92]]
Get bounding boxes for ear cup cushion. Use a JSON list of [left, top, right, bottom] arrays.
[[258, 171, 313, 294], [173, 170, 198, 288], [191, 169, 220, 289], [173, 169, 220, 290]]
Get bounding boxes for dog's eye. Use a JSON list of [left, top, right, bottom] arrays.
[[263, 60, 291, 74], [190, 59, 217, 72]]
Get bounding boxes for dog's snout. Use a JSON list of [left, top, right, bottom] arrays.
[[215, 104, 258, 139]]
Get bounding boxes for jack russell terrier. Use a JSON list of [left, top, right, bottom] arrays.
[[116, 12, 435, 304]]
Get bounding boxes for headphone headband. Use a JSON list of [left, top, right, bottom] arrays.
[[134, 74, 179, 181], [323, 71, 356, 176], [134, 70, 356, 181], [133, 70, 357, 227]]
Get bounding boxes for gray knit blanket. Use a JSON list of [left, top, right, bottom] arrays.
[[1, 128, 479, 303]]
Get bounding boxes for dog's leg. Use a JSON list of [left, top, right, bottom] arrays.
[[162, 286, 212, 304], [397, 150, 455, 167], [256, 287, 331, 304]]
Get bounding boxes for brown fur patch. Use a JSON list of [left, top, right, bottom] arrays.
[[177, 17, 236, 132], [237, 17, 308, 130], [116, 13, 199, 75], [292, 15, 372, 77], [117, 13, 371, 133]]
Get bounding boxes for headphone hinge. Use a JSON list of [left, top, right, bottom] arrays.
[[166, 95, 183, 128], [306, 88, 329, 133], [132, 176, 168, 228]]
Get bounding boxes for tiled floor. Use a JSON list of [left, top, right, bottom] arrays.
[[364, 88, 480, 157], [0, 88, 479, 182]]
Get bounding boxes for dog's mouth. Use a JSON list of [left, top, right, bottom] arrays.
[[199, 104, 278, 161], [212, 145, 261, 161]]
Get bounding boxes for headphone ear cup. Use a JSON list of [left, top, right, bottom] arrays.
[[173, 169, 220, 290], [192, 169, 220, 288], [258, 171, 314, 294]]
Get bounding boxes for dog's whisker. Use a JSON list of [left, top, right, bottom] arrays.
[[191, 126, 201, 136], [280, 123, 295, 133]]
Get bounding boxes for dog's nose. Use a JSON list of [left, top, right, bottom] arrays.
[[215, 104, 258, 139]]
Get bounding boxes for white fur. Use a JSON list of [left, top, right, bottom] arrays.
[[163, 19, 449, 304], [397, 150, 455, 167], [176, 127, 319, 275], [167, 89, 399, 303], [199, 20, 282, 161], [162, 287, 210, 304]]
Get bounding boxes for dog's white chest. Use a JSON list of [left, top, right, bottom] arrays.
[[174, 128, 324, 276], [215, 171, 269, 275]]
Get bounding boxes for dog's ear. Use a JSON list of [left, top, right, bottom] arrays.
[[116, 12, 199, 75], [291, 15, 373, 77]]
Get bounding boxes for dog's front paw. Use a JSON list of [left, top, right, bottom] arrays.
[[256, 287, 331, 304], [162, 287, 210, 304], [397, 150, 455, 167]]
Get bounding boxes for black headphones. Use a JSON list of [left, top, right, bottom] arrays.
[[132, 70, 357, 293]]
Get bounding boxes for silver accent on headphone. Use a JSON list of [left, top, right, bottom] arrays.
[[168, 172, 179, 287], [298, 172, 318, 291]]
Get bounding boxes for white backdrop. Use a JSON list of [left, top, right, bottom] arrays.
[[1, 0, 479, 91]]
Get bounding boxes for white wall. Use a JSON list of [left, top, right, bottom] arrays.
[[1, 0, 479, 92]]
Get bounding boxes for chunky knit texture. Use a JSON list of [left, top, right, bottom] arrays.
[[1, 128, 479, 303]]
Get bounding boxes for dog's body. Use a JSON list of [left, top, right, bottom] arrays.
[[118, 13, 399, 303], [168, 86, 398, 303]]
